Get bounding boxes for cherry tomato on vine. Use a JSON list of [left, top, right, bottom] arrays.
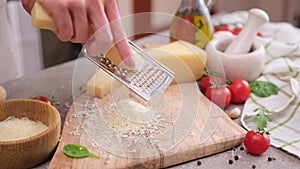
[[214, 24, 234, 33], [244, 130, 270, 155], [232, 27, 243, 35], [205, 86, 231, 109], [32, 95, 59, 106], [199, 76, 214, 93], [32, 96, 53, 105], [199, 75, 226, 93], [219, 25, 233, 32], [228, 78, 251, 104], [214, 23, 263, 37]]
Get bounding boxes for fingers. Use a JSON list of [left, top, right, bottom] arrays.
[[52, 5, 74, 42], [34, 0, 90, 43], [115, 40, 135, 66], [84, 25, 113, 57], [21, 0, 35, 14], [86, 0, 109, 33], [69, 1, 89, 43], [104, 0, 134, 66], [84, 0, 113, 56], [36, 0, 74, 41], [23, 0, 133, 64]]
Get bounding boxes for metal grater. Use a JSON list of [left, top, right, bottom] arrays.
[[81, 40, 175, 100]]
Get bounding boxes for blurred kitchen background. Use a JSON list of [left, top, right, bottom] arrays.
[[6, 0, 300, 77]]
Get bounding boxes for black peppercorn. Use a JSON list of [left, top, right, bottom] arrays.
[[234, 155, 239, 160], [197, 160, 202, 166], [240, 146, 245, 151], [268, 157, 272, 161], [229, 159, 233, 164], [252, 164, 256, 169]]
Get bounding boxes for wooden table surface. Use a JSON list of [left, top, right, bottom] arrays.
[[2, 35, 300, 169]]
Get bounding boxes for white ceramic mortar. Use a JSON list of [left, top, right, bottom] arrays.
[[205, 36, 265, 81]]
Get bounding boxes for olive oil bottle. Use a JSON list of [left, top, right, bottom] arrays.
[[170, 0, 214, 48]]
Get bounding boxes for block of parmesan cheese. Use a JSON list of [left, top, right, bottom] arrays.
[[148, 40, 207, 83], [86, 46, 123, 97], [86, 41, 207, 98], [31, 2, 56, 30], [86, 69, 122, 98]]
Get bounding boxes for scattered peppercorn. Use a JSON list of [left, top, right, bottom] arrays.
[[229, 159, 233, 164], [272, 156, 277, 160], [252, 164, 256, 169], [240, 146, 245, 151], [197, 160, 202, 166], [268, 157, 272, 161], [234, 155, 239, 160]]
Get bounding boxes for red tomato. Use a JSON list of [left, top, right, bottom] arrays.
[[228, 78, 251, 104], [32, 96, 53, 105], [219, 25, 233, 32], [232, 27, 242, 35], [199, 76, 213, 93], [257, 31, 263, 37], [214, 24, 233, 33], [244, 130, 270, 155], [205, 86, 231, 109], [199, 75, 226, 93]]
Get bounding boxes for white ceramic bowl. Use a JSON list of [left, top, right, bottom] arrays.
[[205, 36, 265, 81]]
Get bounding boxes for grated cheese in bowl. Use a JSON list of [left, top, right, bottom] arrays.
[[0, 116, 49, 141]]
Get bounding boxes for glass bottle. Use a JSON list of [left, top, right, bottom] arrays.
[[170, 0, 214, 48]]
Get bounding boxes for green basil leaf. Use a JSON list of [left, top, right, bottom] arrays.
[[250, 81, 279, 98], [63, 144, 99, 159]]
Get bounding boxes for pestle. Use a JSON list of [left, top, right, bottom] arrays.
[[224, 8, 269, 54]]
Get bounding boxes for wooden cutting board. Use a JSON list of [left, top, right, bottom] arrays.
[[48, 82, 246, 169]]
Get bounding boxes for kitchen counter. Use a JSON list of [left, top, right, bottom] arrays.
[[2, 35, 300, 169]]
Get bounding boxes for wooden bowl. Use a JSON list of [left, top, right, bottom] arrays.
[[0, 99, 61, 169]]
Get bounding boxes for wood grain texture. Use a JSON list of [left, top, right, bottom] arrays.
[[48, 82, 246, 169], [0, 99, 61, 169]]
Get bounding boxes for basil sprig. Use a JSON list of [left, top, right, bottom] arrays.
[[250, 81, 279, 97]]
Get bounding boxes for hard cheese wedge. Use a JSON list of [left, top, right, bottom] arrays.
[[86, 69, 122, 98], [31, 2, 56, 30], [147, 40, 207, 83], [87, 41, 207, 98], [86, 46, 122, 97]]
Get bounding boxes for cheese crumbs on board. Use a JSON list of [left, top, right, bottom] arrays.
[[0, 116, 48, 141]]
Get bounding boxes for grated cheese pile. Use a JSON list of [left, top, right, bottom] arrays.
[[72, 96, 179, 158], [113, 99, 161, 124], [0, 116, 48, 141]]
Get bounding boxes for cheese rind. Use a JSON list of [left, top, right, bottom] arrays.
[[86, 41, 207, 98]]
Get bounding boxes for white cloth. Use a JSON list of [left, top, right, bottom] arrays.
[[213, 11, 300, 158], [0, 0, 21, 83]]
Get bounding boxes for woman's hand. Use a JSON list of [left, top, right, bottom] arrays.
[[22, 0, 134, 66]]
